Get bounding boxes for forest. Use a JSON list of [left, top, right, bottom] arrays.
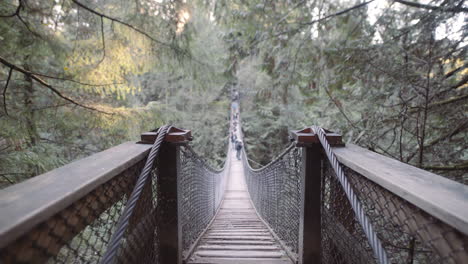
[[0, 0, 466, 188]]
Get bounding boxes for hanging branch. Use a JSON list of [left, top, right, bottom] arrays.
[[2, 68, 13, 116], [405, 119, 468, 162], [33, 72, 123, 86], [300, 0, 375, 26], [71, 0, 171, 47], [0, 56, 111, 115], [0, 0, 42, 38], [0, 174, 14, 184], [394, 0, 468, 13], [97, 16, 106, 64], [0, 1, 22, 17], [251, 0, 375, 48], [71, 0, 208, 66], [323, 86, 361, 130]]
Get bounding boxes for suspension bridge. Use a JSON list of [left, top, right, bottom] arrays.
[[0, 102, 467, 264]]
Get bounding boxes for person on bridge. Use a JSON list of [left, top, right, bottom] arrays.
[[235, 140, 243, 160], [232, 101, 239, 114], [231, 132, 237, 144], [232, 90, 239, 101]]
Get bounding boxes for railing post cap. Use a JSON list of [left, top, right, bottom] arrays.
[[290, 127, 344, 147], [140, 126, 193, 145]]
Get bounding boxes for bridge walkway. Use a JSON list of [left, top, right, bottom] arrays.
[[187, 148, 293, 264]]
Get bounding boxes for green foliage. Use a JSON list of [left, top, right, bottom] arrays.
[[0, 0, 230, 187], [0, 0, 466, 188], [216, 0, 467, 183]]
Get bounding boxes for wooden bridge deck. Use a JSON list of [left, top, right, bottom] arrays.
[[187, 150, 293, 264]]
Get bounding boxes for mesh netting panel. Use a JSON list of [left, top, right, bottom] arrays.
[[0, 160, 144, 264], [323, 159, 468, 264], [179, 146, 227, 256], [111, 165, 161, 264], [242, 145, 302, 258], [84, 143, 228, 264]]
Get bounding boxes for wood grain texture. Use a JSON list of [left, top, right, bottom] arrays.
[[186, 151, 293, 264], [0, 141, 151, 248], [333, 144, 468, 236]]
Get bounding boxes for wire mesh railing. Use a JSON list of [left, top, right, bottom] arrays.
[[179, 145, 230, 257], [101, 127, 229, 264], [0, 126, 230, 264], [322, 162, 468, 263], [241, 125, 468, 264], [0, 156, 145, 264], [241, 144, 302, 260]]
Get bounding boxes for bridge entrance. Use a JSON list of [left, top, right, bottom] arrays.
[[0, 103, 467, 264]]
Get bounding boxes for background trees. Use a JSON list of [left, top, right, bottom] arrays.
[[215, 0, 467, 183], [1, 0, 466, 187], [0, 0, 230, 187]]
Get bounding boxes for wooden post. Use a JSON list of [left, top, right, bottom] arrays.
[[140, 127, 192, 264], [291, 127, 344, 264], [156, 142, 182, 264], [298, 144, 322, 264]]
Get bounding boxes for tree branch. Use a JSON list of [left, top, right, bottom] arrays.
[[33, 72, 123, 86], [444, 63, 468, 79], [250, 0, 375, 48], [406, 119, 468, 162], [324, 86, 361, 130], [0, 174, 14, 184], [97, 15, 106, 65], [0, 0, 42, 38], [2, 68, 13, 115], [409, 93, 468, 113], [422, 161, 468, 171], [300, 0, 375, 26], [394, 0, 468, 13], [71, 0, 171, 47], [0, 56, 111, 115], [0, 1, 21, 18], [450, 74, 468, 90], [71, 0, 206, 66]]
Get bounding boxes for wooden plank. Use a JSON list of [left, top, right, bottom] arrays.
[[197, 245, 280, 251], [202, 241, 275, 246], [207, 232, 270, 236], [195, 250, 283, 258], [0, 141, 151, 249], [189, 257, 292, 264], [204, 235, 274, 241], [333, 144, 468, 236]]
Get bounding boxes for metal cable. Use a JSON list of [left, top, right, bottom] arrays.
[[242, 143, 296, 172], [101, 125, 172, 264], [312, 126, 389, 264]]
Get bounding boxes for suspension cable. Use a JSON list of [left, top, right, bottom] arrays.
[[312, 126, 389, 264], [101, 125, 172, 264]]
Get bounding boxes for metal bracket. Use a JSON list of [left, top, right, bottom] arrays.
[[139, 127, 193, 145], [290, 127, 345, 147]]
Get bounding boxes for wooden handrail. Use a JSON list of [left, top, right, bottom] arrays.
[[0, 141, 152, 248], [333, 144, 468, 236]]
